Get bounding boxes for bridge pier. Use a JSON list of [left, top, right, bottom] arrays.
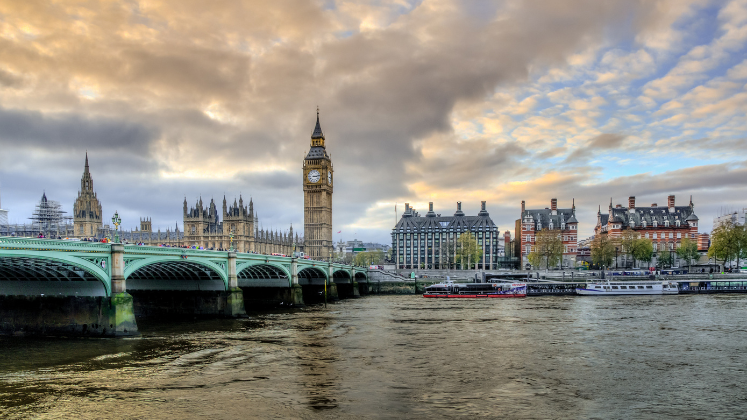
[[225, 252, 247, 317], [109, 244, 138, 336]]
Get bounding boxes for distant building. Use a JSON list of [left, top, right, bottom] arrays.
[[392, 201, 499, 270], [335, 240, 390, 256], [713, 208, 747, 228], [73, 153, 103, 238], [520, 198, 579, 268], [595, 195, 701, 267]]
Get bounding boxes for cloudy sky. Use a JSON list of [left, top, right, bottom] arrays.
[[1, 0, 746, 244]]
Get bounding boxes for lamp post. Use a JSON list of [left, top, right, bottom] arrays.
[[229, 230, 234, 252], [111, 211, 121, 243]]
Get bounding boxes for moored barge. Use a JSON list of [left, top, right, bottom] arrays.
[[423, 281, 526, 298]]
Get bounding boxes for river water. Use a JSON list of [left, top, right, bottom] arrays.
[[1, 294, 746, 419]]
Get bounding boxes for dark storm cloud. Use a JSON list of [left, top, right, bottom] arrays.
[[0, 107, 157, 153]]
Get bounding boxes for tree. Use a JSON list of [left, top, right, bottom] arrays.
[[631, 238, 654, 268], [353, 250, 384, 266], [676, 237, 700, 272], [528, 228, 563, 270], [455, 232, 482, 270], [657, 249, 673, 269], [709, 220, 743, 269], [590, 234, 616, 269], [619, 229, 637, 268]]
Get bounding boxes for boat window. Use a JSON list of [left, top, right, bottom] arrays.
[[637, 286, 644, 289], [611, 286, 619, 289], [619, 286, 627, 289], [646, 286, 653, 289], [594, 286, 601, 289]]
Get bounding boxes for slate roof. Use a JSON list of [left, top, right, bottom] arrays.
[[521, 208, 578, 230], [305, 146, 329, 160], [393, 206, 497, 232], [311, 112, 324, 139], [600, 204, 698, 229]]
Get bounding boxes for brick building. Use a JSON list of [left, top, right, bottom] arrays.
[[519, 198, 579, 268], [594, 195, 701, 265]]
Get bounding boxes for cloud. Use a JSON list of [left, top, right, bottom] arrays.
[[562, 133, 627, 163], [0, 0, 744, 246]]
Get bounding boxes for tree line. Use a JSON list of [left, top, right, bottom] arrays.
[[589, 228, 700, 270], [707, 220, 747, 270]]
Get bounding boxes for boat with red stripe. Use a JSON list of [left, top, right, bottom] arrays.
[[423, 281, 526, 298]]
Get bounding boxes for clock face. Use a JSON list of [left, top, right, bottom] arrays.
[[328, 171, 332, 185], [307, 169, 320, 183]]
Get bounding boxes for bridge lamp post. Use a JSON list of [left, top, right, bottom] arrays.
[[112, 211, 121, 243], [229, 231, 234, 252]]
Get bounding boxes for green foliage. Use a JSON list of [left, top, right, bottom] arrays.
[[657, 249, 674, 268], [708, 220, 747, 267], [455, 232, 482, 269], [353, 250, 384, 266], [631, 238, 654, 266], [676, 237, 700, 270], [528, 228, 564, 269], [591, 234, 616, 268]]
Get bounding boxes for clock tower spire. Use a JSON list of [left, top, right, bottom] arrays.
[[303, 109, 333, 260]]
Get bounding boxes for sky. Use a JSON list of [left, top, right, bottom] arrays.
[[0, 0, 746, 245]]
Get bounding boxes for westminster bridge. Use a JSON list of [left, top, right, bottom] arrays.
[[0, 237, 368, 337]]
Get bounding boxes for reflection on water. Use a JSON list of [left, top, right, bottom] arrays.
[[1, 295, 747, 419]]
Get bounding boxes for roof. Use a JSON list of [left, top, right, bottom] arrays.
[[393, 208, 497, 231], [311, 112, 324, 139], [600, 204, 698, 228], [521, 207, 578, 230], [305, 146, 329, 160]]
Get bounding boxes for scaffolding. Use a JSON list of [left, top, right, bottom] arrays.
[[0, 186, 7, 228], [27, 193, 73, 237]]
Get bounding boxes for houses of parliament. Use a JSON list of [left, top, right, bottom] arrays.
[[24, 112, 335, 257]]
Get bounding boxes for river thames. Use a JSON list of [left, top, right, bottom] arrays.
[[1, 294, 746, 419]]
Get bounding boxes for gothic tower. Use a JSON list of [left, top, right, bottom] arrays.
[[73, 153, 103, 237], [303, 109, 333, 259]]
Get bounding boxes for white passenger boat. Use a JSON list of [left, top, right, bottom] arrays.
[[576, 281, 679, 295]]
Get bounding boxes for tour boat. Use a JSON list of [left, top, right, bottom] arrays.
[[423, 281, 526, 298], [575, 281, 679, 295]]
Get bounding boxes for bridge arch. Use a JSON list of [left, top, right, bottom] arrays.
[[237, 262, 291, 288], [0, 253, 110, 296], [355, 271, 368, 282], [297, 267, 328, 286], [332, 270, 352, 283], [124, 257, 228, 291]]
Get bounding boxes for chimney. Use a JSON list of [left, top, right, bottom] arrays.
[[651, 203, 658, 207], [521, 200, 525, 213], [405, 203, 410, 212], [551, 198, 557, 211], [481, 201, 486, 211], [457, 201, 462, 211], [668, 195, 675, 209], [616, 204, 622, 208], [628, 196, 635, 209], [429, 202, 434, 212]]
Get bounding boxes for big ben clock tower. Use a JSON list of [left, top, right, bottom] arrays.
[[303, 109, 333, 259]]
